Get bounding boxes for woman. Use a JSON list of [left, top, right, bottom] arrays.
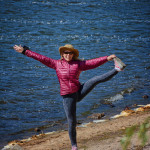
[[13, 44, 126, 150]]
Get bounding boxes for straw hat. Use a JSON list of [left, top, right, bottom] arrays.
[[59, 44, 79, 58]]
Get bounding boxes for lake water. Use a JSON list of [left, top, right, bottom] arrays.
[[0, 0, 150, 148]]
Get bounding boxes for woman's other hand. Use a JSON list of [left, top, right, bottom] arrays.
[[13, 45, 24, 53], [107, 54, 116, 61]]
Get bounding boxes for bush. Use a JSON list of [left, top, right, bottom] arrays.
[[121, 117, 150, 150]]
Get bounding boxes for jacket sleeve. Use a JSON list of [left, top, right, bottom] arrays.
[[24, 50, 57, 70], [79, 56, 108, 71]]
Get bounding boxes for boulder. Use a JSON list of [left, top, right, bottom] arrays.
[[88, 113, 105, 119]]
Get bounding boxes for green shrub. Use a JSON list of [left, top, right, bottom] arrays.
[[121, 117, 150, 150]]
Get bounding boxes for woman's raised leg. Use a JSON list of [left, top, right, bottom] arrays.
[[78, 68, 118, 102]]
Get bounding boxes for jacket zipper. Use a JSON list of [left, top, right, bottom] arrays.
[[68, 63, 72, 91]]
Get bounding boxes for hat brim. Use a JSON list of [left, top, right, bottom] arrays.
[[59, 47, 79, 57]]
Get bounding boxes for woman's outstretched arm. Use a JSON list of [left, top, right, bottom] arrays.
[[13, 45, 57, 69], [79, 54, 116, 71]]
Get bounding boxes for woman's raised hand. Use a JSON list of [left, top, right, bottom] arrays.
[[13, 45, 24, 53], [107, 54, 116, 61]]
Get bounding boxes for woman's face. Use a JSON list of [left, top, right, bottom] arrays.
[[63, 51, 74, 61]]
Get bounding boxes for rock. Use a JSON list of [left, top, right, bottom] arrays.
[[2, 144, 23, 150], [110, 104, 115, 108], [135, 104, 150, 112], [7, 140, 25, 146], [76, 121, 82, 125], [34, 127, 44, 134], [88, 113, 105, 119], [124, 106, 130, 110], [142, 95, 149, 99], [121, 109, 135, 116], [35, 127, 41, 132], [101, 101, 115, 108], [132, 104, 138, 107], [31, 135, 38, 140], [101, 101, 112, 105]]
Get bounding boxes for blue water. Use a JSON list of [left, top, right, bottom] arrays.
[[0, 0, 150, 148]]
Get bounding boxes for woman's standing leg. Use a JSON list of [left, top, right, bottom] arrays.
[[78, 68, 118, 102], [62, 93, 78, 148]]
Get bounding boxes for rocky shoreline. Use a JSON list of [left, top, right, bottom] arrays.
[[2, 104, 150, 150]]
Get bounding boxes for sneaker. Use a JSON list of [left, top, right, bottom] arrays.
[[114, 57, 126, 71], [72, 146, 78, 150]]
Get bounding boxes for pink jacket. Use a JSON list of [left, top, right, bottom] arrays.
[[25, 50, 108, 95]]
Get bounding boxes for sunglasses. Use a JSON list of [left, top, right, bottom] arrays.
[[63, 51, 73, 55]]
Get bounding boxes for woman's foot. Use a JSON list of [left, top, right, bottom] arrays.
[[114, 57, 126, 71], [72, 145, 78, 150]]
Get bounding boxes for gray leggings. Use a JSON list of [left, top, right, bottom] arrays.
[[62, 69, 118, 146]]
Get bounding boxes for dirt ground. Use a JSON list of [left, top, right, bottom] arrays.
[[5, 108, 150, 150]]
